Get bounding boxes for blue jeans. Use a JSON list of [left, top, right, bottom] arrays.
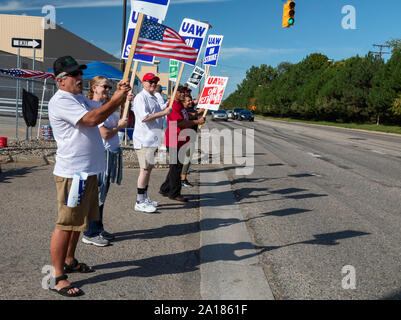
[[84, 149, 122, 237]]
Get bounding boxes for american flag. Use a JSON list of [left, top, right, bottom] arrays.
[[136, 19, 198, 64], [0, 68, 55, 80]]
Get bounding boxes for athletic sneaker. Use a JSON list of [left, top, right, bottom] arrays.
[[181, 179, 194, 187], [135, 201, 157, 213], [145, 197, 158, 207], [82, 234, 109, 247]]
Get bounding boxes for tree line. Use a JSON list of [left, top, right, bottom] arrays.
[[222, 40, 401, 125]]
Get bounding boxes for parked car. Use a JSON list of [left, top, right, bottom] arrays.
[[233, 107, 245, 120], [238, 110, 254, 121], [212, 110, 228, 121]]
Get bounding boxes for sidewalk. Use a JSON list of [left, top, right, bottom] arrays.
[[0, 164, 201, 300]]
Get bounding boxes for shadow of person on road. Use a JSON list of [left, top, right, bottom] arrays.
[[0, 165, 37, 183]]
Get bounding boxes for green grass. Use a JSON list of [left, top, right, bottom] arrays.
[[254, 115, 401, 135]]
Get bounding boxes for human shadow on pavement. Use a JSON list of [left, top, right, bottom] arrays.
[[74, 242, 272, 288], [74, 230, 370, 288], [0, 165, 37, 183], [112, 217, 263, 242]]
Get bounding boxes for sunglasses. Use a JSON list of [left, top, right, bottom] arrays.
[[146, 80, 158, 84], [67, 70, 83, 77], [97, 84, 112, 90]]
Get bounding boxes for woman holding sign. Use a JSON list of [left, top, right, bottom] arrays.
[[159, 86, 205, 202]]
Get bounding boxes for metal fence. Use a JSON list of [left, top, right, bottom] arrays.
[[0, 73, 57, 115]]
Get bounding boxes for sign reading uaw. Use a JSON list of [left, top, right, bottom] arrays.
[[198, 76, 228, 111], [179, 18, 209, 66], [204, 35, 223, 67]]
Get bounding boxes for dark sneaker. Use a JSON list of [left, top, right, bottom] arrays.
[[101, 231, 115, 241], [181, 179, 193, 187]]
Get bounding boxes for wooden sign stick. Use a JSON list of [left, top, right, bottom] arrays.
[[123, 60, 139, 120], [198, 65, 210, 130], [121, 12, 144, 118], [168, 62, 185, 109]]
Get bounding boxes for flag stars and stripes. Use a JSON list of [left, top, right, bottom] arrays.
[[135, 19, 198, 63]]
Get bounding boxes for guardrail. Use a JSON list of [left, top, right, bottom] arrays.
[[0, 97, 49, 116]]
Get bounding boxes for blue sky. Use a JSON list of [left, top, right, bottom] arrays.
[[1, 0, 401, 97]]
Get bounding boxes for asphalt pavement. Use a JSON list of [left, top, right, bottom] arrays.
[[211, 117, 401, 300]]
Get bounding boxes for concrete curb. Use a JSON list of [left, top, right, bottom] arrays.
[[198, 129, 274, 300]]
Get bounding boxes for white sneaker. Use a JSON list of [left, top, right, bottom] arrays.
[[135, 201, 157, 213], [146, 197, 158, 207]]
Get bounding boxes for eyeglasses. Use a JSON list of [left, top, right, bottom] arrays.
[[146, 80, 158, 84], [67, 70, 83, 77], [97, 85, 112, 90]]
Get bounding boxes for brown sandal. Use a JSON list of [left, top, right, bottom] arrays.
[[64, 258, 95, 273]]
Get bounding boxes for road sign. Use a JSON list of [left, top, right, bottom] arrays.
[[11, 38, 42, 49], [179, 18, 209, 66], [204, 35, 223, 67]]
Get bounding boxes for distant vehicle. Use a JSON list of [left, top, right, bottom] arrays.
[[227, 110, 234, 119], [212, 109, 228, 121], [238, 110, 254, 122], [233, 108, 245, 120]]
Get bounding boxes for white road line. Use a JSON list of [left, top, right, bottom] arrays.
[[307, 152, 322, 158], [370, 150, 386, 155]]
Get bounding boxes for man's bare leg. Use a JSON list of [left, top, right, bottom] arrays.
[[50, 229, 80, 294]]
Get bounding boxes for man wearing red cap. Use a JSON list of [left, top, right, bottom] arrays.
[[131, 73, 172, 213]]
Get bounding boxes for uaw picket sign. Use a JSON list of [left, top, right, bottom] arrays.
[[131, 0, 170, 21], [122, 10, 160, 63], [187, 66, 205, 88], [169, 59, 179, 81], [204, 35, 223, 67], [178, 18, 209, 66], [12, 38, 42, 49], [198, 76, 228, 111]]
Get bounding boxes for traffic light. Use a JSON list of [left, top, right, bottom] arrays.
[[282, 0, 296, 28]]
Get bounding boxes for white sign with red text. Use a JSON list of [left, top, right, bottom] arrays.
[[198, 76, 228, 111]]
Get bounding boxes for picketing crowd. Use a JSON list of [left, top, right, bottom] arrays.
[[47, 55, 205, 297]]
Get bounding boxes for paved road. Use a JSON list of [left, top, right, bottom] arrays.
[[210, 117, 401, 299]]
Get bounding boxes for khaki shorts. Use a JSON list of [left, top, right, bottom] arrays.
[[135, 147, 158, 169], [54, 175, 99, 232]]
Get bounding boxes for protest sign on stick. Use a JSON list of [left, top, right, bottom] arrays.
[[187, 66, 205, 88], [203, 35, 224, 67], [198, 74, 228, 130]]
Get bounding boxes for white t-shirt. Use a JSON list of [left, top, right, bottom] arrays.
[[131, 89, 163, 149], [154, 91, 167, 109], [99, 111, 120, 152], [48, 90, 106, 178]]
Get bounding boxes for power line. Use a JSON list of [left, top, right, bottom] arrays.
[[372, 44, 391, 60]]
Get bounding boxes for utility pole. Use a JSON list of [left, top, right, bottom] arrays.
[[121, 0, 127, 71], [372, 44, 391, 61]]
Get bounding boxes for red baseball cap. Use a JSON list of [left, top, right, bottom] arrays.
[[142, 73, 160, 82]]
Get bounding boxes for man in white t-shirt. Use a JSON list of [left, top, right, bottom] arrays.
[[48, 56, 130, 297], [131, 73, 172, 213]]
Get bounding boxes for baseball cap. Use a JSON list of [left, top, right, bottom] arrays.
[[176, 85, 187, 92], [142, 73, 160, 82], [53, 56, 87, 77]]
